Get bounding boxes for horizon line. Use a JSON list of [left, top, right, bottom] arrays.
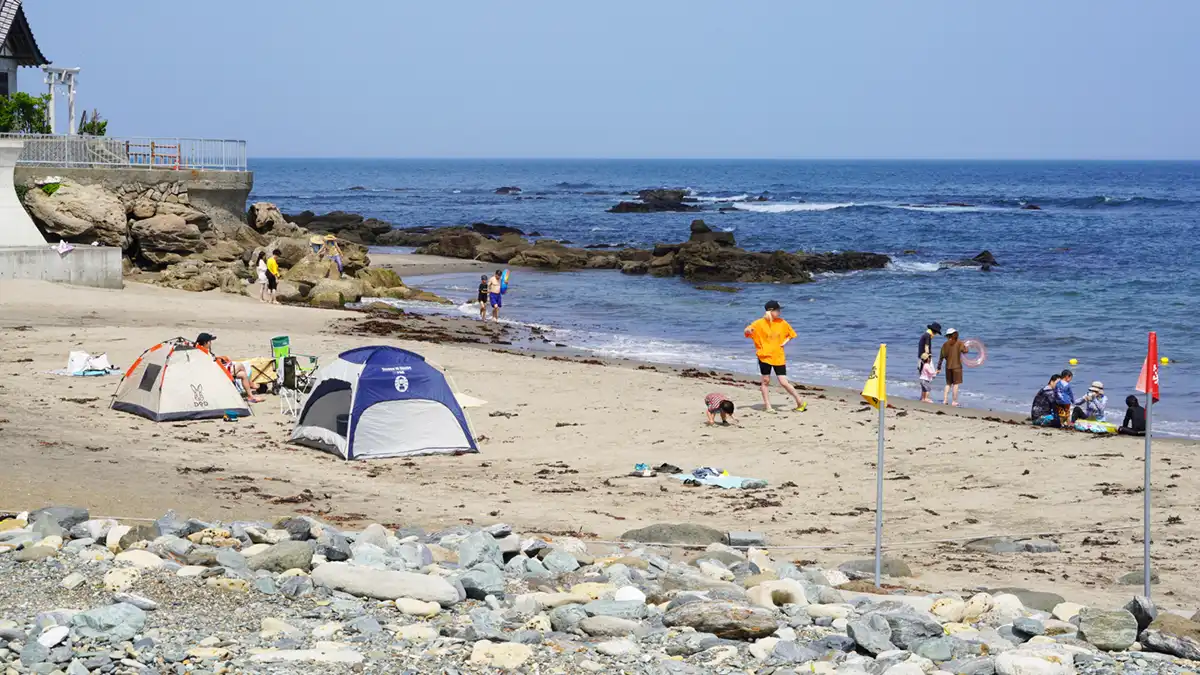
[[245, 156, 1200, 162]]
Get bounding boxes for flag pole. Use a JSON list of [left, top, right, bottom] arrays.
[[1143, 389, 1153, 598], [874, 392, 885, 588]]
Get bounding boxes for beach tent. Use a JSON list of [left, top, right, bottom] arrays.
[[290, 345, 477, 459], [111, 338, 250, 421]]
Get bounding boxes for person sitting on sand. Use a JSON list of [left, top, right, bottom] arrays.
[[936, 328, 969, 406], [1073, 381, 1108, 422], [477, 275, 489, 320], [704, 392, 739, 426], [1120, 395, 1146, 436], [1031, 374, 1061, 426], [194, 333, 264, 403], [744, 300, 806, 413]]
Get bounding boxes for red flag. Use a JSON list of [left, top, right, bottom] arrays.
[[1135, 332, 1160, 403]]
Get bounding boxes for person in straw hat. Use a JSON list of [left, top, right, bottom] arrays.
[[1073, 381, 1108, 422], [318, 234, 344, 277]]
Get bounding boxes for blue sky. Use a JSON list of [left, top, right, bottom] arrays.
[[24, 1, 1200, 159]]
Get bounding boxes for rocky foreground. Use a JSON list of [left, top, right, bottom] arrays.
[[2, 508, 1199, 675], [383, 220, 892, 284]]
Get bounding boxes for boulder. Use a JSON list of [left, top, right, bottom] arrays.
[[1077, 608, 1137, 651], [471, 222, 525, 237], [310, 562, 460, 606], [29, 506, 89, 529], [282, 256, 343, 285], [1139, 614, 1200, 660], [246, 540, 314, 573], [157, 261, 223, 292], [307, 278, 367, 308], [662, 601, 778, 640], [848, 614, 896, 655], [131, 214, 205, 260], [355, 267, 405, 291], [248, 202, 289, 233], [608, 189, 701, 213], [1123, 596, 1157, 632], [688, 219, 736, 246], [25, 182, 129, 248], [71, 603, 146, 642], [288, 210, 392, 244], [154, 202, 212, 229], [620, 523, 725, 546], [493, 186, 521, 195]]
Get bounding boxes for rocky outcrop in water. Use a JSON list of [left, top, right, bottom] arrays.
[[608, 189, 701, 213], [940, 250, 1000, 271], [283, 210, 394, 245], [391, 219, 889, 283]]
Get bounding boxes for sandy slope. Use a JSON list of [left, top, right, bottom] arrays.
[[0, 275, 1196, 611]]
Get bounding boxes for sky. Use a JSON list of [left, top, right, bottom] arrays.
[[23, 1, 1200, 160]]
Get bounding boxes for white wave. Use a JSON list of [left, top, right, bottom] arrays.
[[889, 204, 994, 213], [732, 202, 854, 213], [692, 193, 750, 203], [886, 261, 941, 273]]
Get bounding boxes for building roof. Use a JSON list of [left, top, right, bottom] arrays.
[[0, 0, 48, 66]]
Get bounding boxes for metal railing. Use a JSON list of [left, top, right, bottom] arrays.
[[0, 133, 247, 171]]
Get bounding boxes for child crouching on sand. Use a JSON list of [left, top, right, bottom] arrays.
[[704, 393, 738, 426]]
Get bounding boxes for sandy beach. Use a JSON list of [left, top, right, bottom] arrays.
[[2, 267, 1197, 612]]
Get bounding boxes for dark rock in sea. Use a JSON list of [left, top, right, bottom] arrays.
[[528, 231, 542, 237], [973, 250, 998, 266], [946, 202, 974, 207], [284, 210, 393, 245], [1021, 204, 1042, 210], [902, 249, 919, 255], [347, 186, 366, 191], [754, 195, 770, 202], [940, 250, 1000, 271], [494, 186, 522, 195], [688, 219, 735, 247], [470, 222, 525, 238], [608, 189, 702, 213], [584, 243, 621, 249], [718, 207, 739, 213], [694, 284, 742, 293]]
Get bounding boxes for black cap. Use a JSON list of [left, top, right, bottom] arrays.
[[928, 322, 942, 335], [195, 332, 216, 346], [764, 300, 781, 311]]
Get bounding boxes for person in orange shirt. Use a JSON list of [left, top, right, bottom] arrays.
[[744, 300, 806, 413]]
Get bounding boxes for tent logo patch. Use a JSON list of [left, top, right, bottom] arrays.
[[190, 384, 208, 408], [393, 376, 409, 393]]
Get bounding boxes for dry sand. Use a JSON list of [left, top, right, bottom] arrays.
[[1, 270, 1197, 611]]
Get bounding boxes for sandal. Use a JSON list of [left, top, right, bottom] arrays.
[[793, 402, 808, 412], [763, 407, 777, 414]]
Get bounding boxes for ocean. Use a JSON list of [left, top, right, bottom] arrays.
[[250, 159, 1200, 437]]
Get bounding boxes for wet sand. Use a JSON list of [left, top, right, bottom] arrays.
[[1, 277, 1197, 611]]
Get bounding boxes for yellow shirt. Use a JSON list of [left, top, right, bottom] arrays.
[[744, 317, 797, 366], [266, 257, 280, 276]]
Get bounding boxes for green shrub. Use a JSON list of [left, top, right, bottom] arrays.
[[14, 183, 28, 201], [0, 93, 51, 134]]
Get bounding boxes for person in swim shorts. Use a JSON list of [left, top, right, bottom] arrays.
[[487, 270, 503, 321], [477, 275, 489, 320], [937, 327, 968, 406], [744, 300, 806, 414]]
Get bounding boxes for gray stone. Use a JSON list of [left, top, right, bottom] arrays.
[[155, 510, 187, 537], [665, 631, 727, 656], [31, 514, 65, 540], [543, 550, 580, 575], [1021, 539, 1061, 553], [215, 547, 247, 570], [838, 557, 912, 578], [20, 641, 50, 666], [549, 604, 588, 632], [278, 517, 314, 541], [14, 546, 57, 562], [151, 535, 193, 558], [1013, 617, 1046, 637], [118, 523, 161, 550], [690, 551, 745, 568], [177, 518, 213, 538], [766, 640, 820, 666], [1118, 570, 1160, 585], [579, 616, 648, 637], [811, 634, 856, 653], [467, 607, 506, 641], [316, 531, 351, 562], [347, 616, 381, 635], [29, 506, 89, 530], [254, 577, 278, 595], [349, 541, 387, 567], [71, 603, 147, 642], [847, 614, 896, 655], [1078, 608, 1138, 651], [987, 587, 1065, 612], [485, 523, 513, 538], [112, 593, 158, 611], [279, 574, 313, 599], [1140, 623, 1200, 661], [944, 657, 997, 675], [1124, 596, 1157, 632], [394, 542, 433, 569], [872, 610, 943, 648], [583, 600, 649, 620], [246, 540, 314, 573], [66, 661, 89, 675], [310, 562, 460, 606], [457, 530, 502, 569], [620, 523, 725, 546], [0, 627, 24, 642], [726, 531, 768, 548], [662, 601, 778, 640], [459, 562, 506, 600], [911, 636, 976, 662]]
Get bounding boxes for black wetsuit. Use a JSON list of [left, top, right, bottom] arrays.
[[1120, 405, 1146, 435]]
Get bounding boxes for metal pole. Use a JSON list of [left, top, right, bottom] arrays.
[[1144, 392, 1153, 598], [874, 399, 885, 587]]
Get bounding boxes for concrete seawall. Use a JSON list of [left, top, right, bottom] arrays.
[[14, 167, 253, 228], [0, 246, 123, 288]]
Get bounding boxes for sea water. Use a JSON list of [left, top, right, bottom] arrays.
[[251, 159, 1200, 437]]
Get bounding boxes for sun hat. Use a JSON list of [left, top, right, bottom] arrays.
[[945, 328, 958, 336], [323, 234, 337, 241], [928, 322, 942, 335], [1090, 381, 1104, 393]]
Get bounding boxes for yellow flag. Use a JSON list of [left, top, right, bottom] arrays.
[[861, 343, 887, 409]]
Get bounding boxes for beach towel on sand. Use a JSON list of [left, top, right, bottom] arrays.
[[672, 473, 767, 489], [49, 351, 118, 376]]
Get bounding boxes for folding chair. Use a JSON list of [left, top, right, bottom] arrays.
[[279, 356, 303, 418]]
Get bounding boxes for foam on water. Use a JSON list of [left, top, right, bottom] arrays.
[[732, 202, 855, 213], [886, 260, 942, 273]]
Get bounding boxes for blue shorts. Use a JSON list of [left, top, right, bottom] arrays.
[[488, 292, 502, 308]]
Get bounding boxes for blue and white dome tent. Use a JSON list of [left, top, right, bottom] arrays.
[[290, 346, 478, 459]]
